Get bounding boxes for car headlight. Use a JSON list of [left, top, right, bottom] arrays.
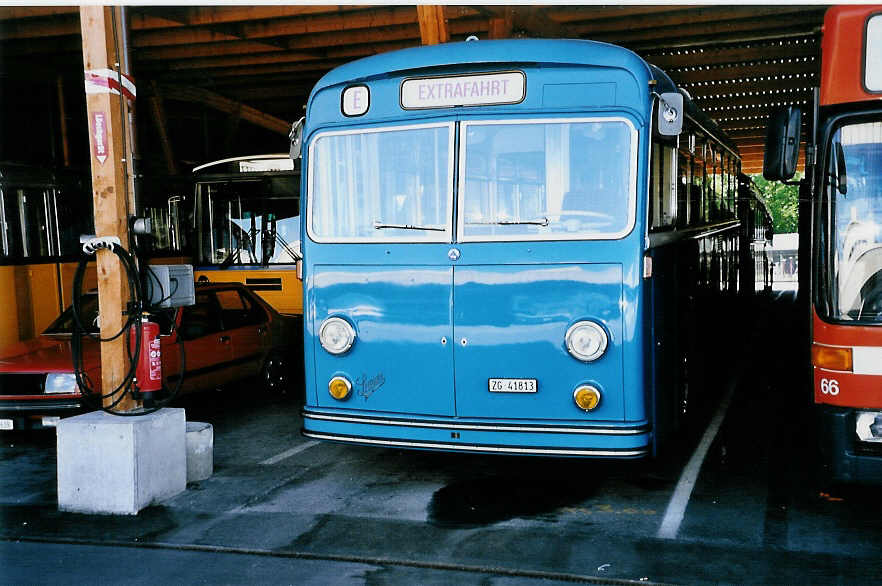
[[319, 317, 356, 355], [565, 320, 608, 362], [44, 373, 79, 394]]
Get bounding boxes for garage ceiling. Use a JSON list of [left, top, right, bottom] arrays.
[[0, 5, 828, 174]]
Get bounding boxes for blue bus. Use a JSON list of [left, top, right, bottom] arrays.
[[297, 39, 768, 458]]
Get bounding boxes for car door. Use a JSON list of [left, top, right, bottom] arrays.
[[175, 291, 234, 391], [216, 288, 268, 378]]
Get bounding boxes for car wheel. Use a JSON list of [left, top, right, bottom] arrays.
[[261, 352, 290, 395]]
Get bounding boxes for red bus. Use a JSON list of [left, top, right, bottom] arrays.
[[766, 5, 882, 482]]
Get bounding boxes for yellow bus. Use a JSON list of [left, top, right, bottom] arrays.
[[0, 164, 96, 351], [186, 154, 302, 316]]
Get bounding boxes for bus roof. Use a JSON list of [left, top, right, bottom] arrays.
[[306, 38, 737, 155], [311, 38, 653, 97], [192, 154, 293, 174]]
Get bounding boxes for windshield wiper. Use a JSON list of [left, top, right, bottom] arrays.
[[374, 221, 445, 232], [466, 217, 549, 227]]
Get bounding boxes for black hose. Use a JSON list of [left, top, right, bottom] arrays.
[[71, 242, 144, 414]]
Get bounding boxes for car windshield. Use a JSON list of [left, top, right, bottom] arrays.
[[45, 294, 100, 334], [825, 120, 882, 322]]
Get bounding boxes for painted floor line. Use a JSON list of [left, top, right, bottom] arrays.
[[656, 382, 736, 539], [259, 440, 320, 465]]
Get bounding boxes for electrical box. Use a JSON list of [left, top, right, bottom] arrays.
[[145, 264, 195, 308]]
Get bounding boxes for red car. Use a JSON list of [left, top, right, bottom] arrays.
[[0, 282, 301, 430]]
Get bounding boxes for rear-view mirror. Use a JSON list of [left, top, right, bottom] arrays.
[[763, 107, 802, 181], [289, 117, 304, 161], [657, 92, 684, 136]]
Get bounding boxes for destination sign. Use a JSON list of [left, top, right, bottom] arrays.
[[401, 72, 525, 109]]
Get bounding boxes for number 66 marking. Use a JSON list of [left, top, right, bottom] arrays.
[[820, 378, 840, 395]]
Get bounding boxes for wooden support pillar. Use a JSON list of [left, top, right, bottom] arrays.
[[79, 6, 139, 412], [488, 8, 514, 40], [417, 5, 448, 45]]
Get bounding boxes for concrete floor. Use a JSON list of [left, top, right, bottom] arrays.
[[3, 292, 882, 584]]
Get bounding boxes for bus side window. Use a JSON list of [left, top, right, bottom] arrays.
[[692, 136, 706, 225], [677, 144, 691, 229], [650, 141, 677, 230]]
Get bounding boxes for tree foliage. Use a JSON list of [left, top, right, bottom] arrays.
[[750, 174, 800, 234]]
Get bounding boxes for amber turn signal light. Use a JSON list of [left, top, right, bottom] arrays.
[[328, 376, 352, 400], [812, 344, 853, 372], [574, 385, 602, 412]]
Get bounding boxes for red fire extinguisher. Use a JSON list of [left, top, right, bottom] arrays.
[[133, 316, 162, 398]]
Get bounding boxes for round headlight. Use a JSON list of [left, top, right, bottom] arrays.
[[319, 317, 356, 355], [565, 320, 608, 362]]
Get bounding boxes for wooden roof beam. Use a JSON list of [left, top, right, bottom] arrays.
[[143, 40, 416, 73], [548, 5, 687, 23], [686, 76, 819, 96], [565, 6, 822, 35], [159, 84, 291, 135], [0, 7, 77, 20], [157, 60, 349, 83], [645, 40, 819, 70], [137, 5, 360, 27], [132, 6, 419, 47], [134, 40, 286, 61], [669, 59, 818, 84], [588, 13, 824, 46], [0, 14, 79, 40], [694, 91, 814, 110]]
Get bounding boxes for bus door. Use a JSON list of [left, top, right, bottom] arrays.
[[450, 118, 632, 421], [308, 122, 456, 416]]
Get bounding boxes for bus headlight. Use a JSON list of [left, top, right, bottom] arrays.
[[856, 412, 882, 442], [44, 373, 78, 394], [319, 317, 356, 355], [565, 320, 608, 362]]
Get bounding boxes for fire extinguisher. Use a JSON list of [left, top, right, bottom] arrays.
[[133, 316, 162, 400]]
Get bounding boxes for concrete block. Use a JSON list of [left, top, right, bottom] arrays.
[[186, 421, 213, 483], [56, 408, 186, 515]]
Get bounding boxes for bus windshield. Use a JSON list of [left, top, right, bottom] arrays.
[[195, 176, 300, 266], [309, 123, 453, 242], [307, 119, 635, 243], [826, 120, 882, 322], [460, 118, 635, 240]]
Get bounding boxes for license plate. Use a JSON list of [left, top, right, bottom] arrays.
[[0, 419, 13, 431], [488, 378, 537, 393], [42, 417, 60, 427]]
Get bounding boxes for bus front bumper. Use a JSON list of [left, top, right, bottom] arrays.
[[818, 405, 882, 484], [302, 409, 651, 458]]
